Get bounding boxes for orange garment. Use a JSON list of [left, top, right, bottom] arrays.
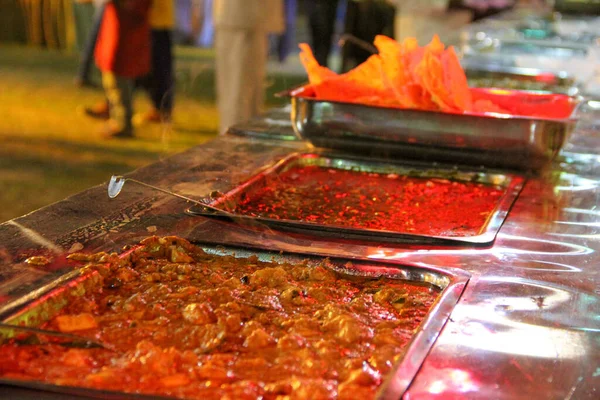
[[95, 0, 152, 78]]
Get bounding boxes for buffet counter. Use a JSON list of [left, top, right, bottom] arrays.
[[1, 9, 599, 400]]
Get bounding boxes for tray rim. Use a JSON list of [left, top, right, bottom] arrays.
[[464, 63, 576, 82], [463, 63, 581, 95], [187, 152, 526, 247], [0, 241, 471, 400], [277, 85, 583, 123]]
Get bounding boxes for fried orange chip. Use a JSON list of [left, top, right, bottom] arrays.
[[415, 51, 454, 111], [297, 35, 503, 114], [313, 55, 397, 105], [427, 34, 445, 55], [298, 43, 337, 85], [412, 36, 457, 111], [401, 39, 434, 109], [441, 46, 473, 111], [343, 55, 388, 92], [312, 77, 379, 104], [374, 35, 412, 107]]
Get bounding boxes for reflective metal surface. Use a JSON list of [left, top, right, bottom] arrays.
[[285, 88, 578, 171], [187, 152, 525, 246], [1, 12, 600, 399], [464, 62, 580, 95], [462, 35, 591, 58], [0, 243, 469, 400], [554, 0, 600, 15], [460, 9, 600, 96], [0, 104, 598, 398], [0, 100, 598, 398]]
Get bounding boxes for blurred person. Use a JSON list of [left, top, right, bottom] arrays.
[[304, 0, 340, 67], [273, 0, 297, 63], [191, 0, 206, 44], [213, 0, 285, 134], [85, 0, 174, 127], [191, 0, 215, 47], [74, 0, 108, 87], [450, 0, 515, 21], [94, 0, 152, 138], [199, 0, 216, 47], [342, 0, 395, 72], [137, 0, 176, 123]]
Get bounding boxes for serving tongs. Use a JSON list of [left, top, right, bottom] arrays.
[[0, 322, 112, 350], [108, 175, 234, 218]]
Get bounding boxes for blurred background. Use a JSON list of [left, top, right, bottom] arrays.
[[0, 0, 523, 223]]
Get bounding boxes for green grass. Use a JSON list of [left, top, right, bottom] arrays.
[[0, 45, 305, 222]]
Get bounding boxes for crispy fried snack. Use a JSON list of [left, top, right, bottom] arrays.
[[298, 43, 337, 85], [311, 55, 395, 106], [298, 36, 508, 115]]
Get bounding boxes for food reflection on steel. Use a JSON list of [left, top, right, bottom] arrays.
[[0, 237, 440, 399]]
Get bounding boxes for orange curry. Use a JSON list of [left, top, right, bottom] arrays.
[[1, 237, 439, 399]]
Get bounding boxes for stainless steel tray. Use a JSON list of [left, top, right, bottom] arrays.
[[464, 63, 580, 95], [0, 242, 470, 400], [461, 31, 593, 58], [554, 0, 600, 15], [187, 153, 525, 246], [283, 88, 579, 171]]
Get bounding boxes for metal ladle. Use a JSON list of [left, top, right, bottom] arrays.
[[108, 175, 234, 217]]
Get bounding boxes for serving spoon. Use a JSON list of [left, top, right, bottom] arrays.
[[108, 175, 234, 217]]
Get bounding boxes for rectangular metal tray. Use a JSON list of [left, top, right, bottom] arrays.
[[462, 37, 591, 58], [187, 153, 525, 246], [0, 242, 470, 400], [554, 0, 600, 15], [464, 62, 580, 96], [283, 87, 579, 171]]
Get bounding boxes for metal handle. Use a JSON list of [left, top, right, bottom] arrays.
[[108, 176, 234, 217], [338, 34, 379, 55]]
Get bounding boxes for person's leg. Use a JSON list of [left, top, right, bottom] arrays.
[[119, 77, 134, 134], [321, 0, 339, 66], [249, 29, 268, 118], [200, 0, 214, 47], [215, 28, 260, 134], [215, 28, 238, 134], [76, 3, 106, 86], [150, 29, 174, 117], [102, 71, 134, 137], [306, 0, 325, 66]]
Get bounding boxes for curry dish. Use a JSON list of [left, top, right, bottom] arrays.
[[1, 237, 440, 399], [229, 165, 504, 236]]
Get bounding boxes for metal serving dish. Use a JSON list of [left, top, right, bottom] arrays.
[[464, 38, 590, 58], [464, 63, 580, 95], [0, 242, 470, 400], [187, 153, 525, 246], [554, 0, 600, 15], [460, 24, 596, 57], [283, 87, 579, 171]]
